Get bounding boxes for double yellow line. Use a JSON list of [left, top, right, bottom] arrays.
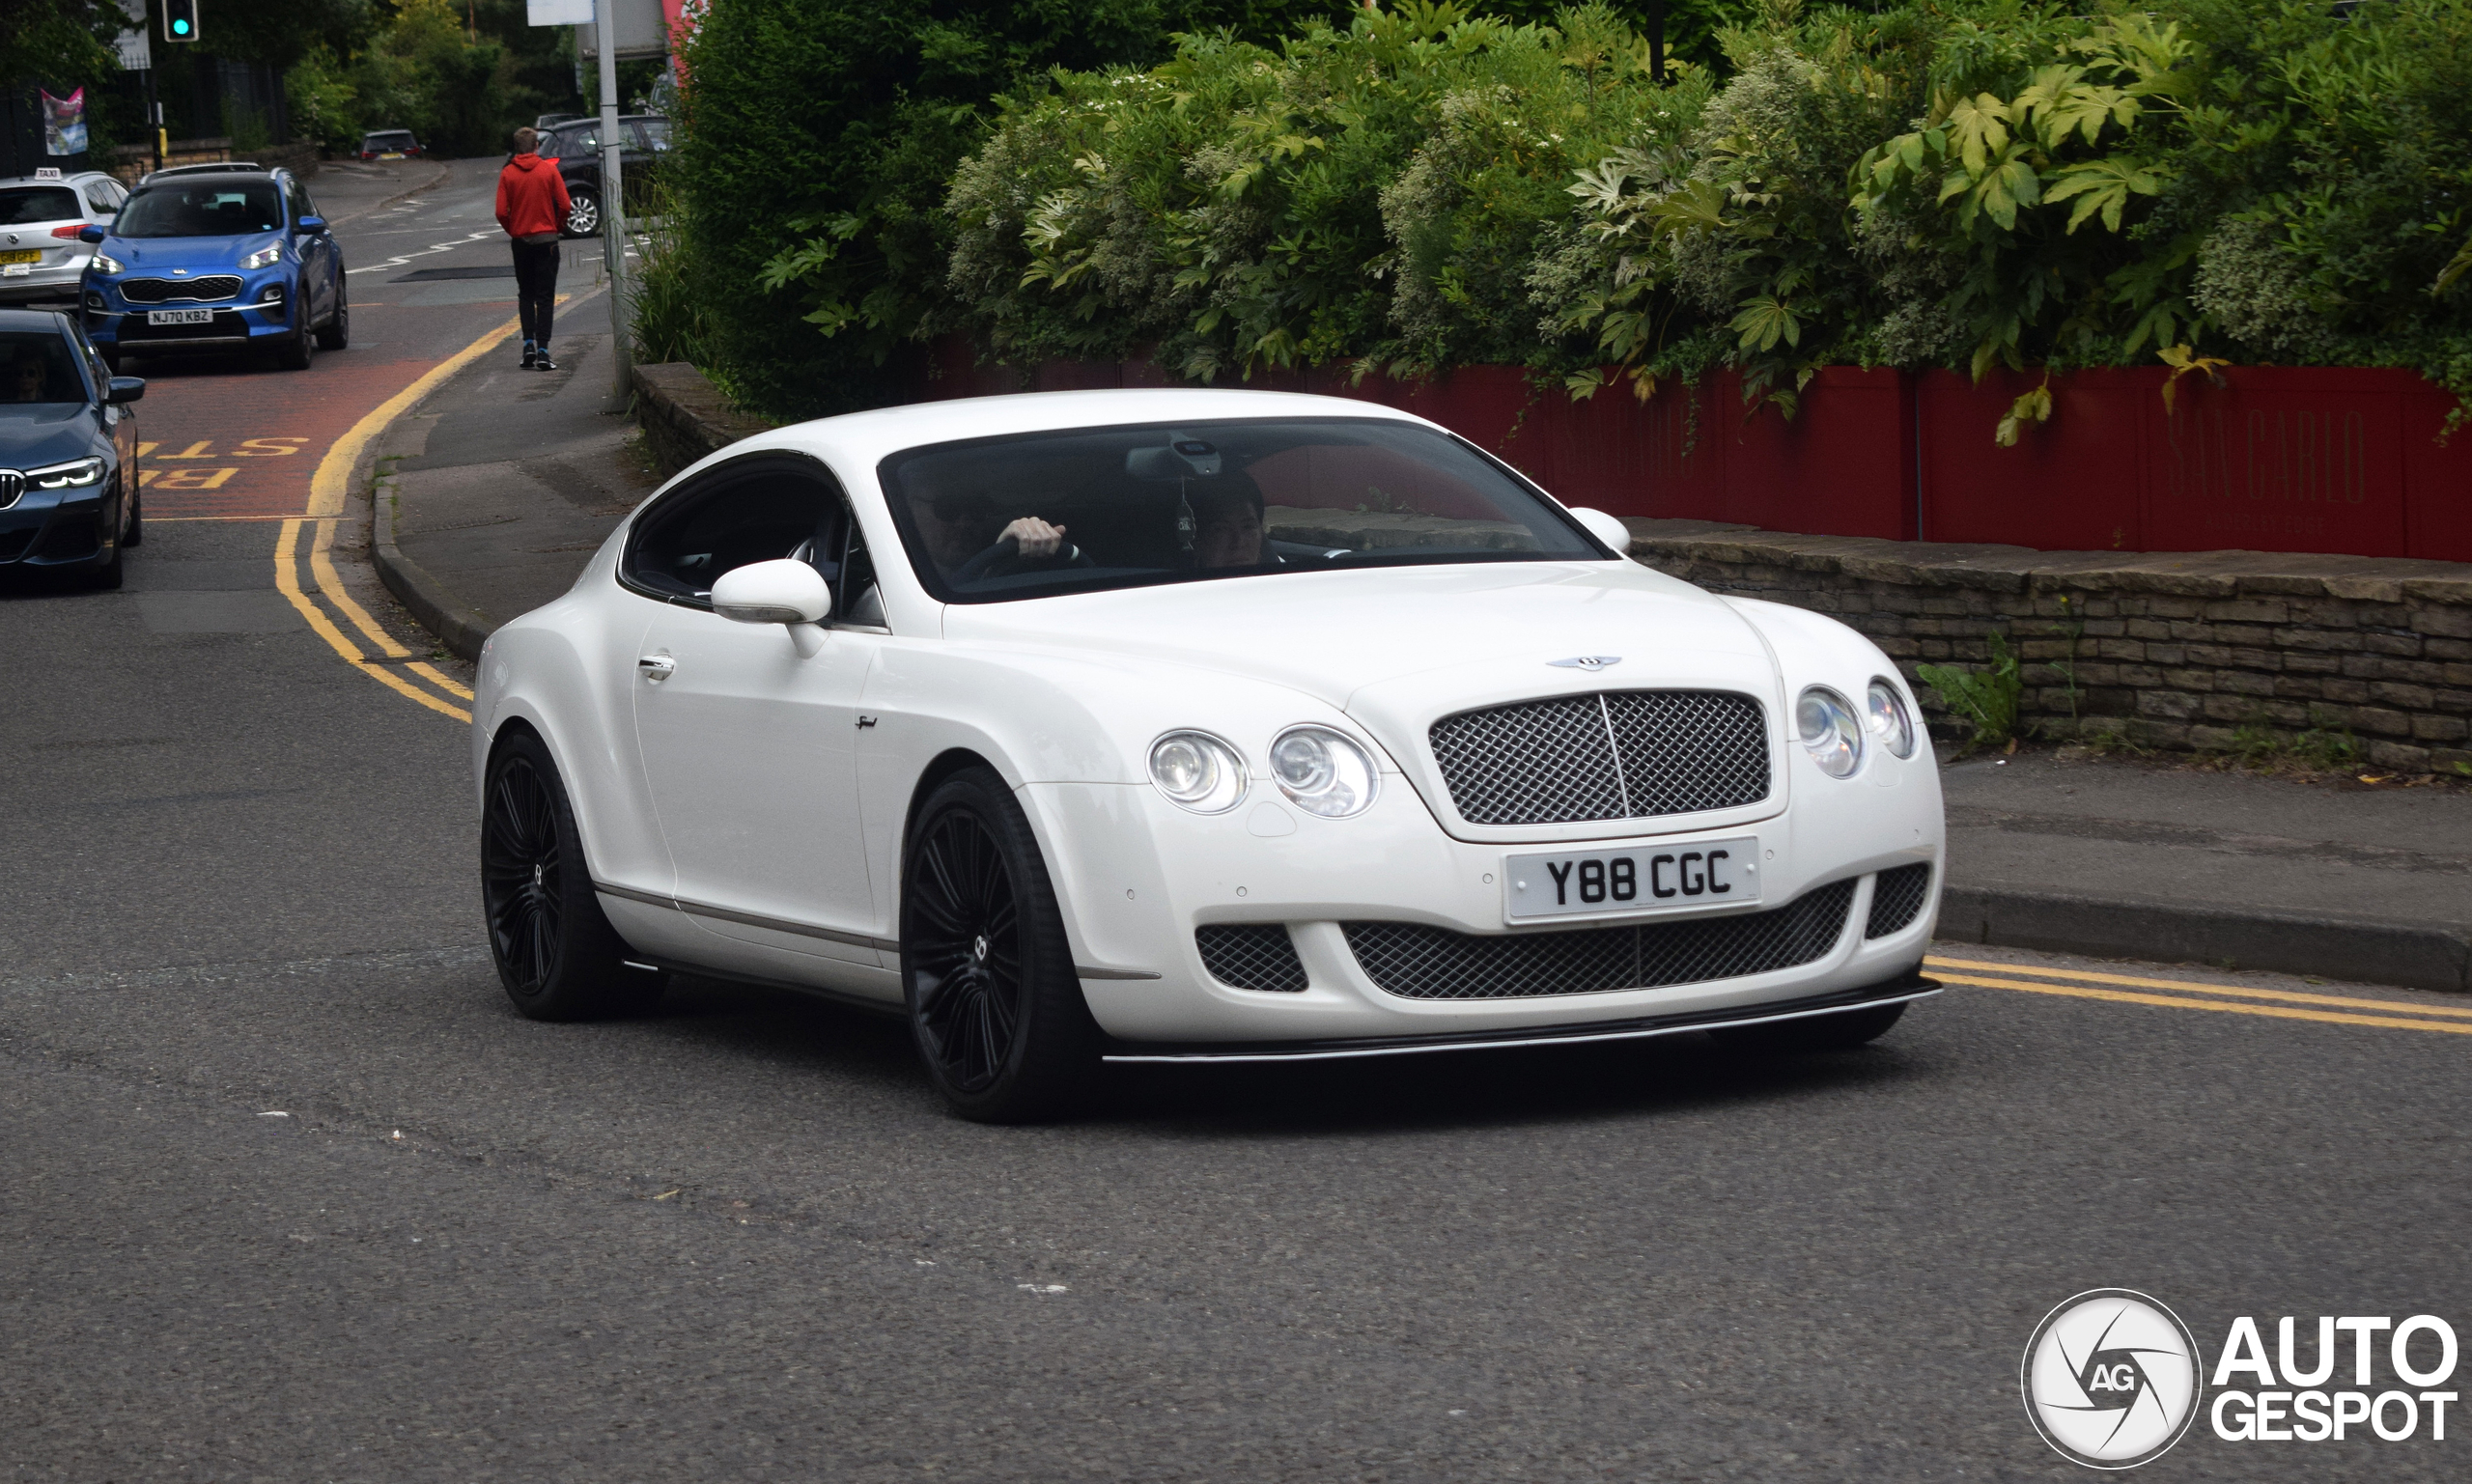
[[1928, 956, 2472, 1036], [272, 312, 534, 726]]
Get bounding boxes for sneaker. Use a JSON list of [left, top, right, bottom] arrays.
[[535, 351, 559, 372], [520, 341, 537, 369]]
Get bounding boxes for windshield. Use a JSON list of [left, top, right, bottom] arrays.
[[2, 330, 85, 405], [114, 181, 284, 238], [0, 187, 82, 225], [880, 417, 1605, 603]]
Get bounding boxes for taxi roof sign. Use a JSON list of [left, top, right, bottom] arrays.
[[35, 168, 64, 180]]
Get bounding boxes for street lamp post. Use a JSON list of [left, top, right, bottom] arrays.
[[590, 0, 631, 404]]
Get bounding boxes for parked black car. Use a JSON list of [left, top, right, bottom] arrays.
[[358, 130, 423, 161], [538, 115, 670, 238], [0, 307, 143, 588]]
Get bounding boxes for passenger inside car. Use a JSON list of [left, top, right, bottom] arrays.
[[1192, 474, 1275, 570]]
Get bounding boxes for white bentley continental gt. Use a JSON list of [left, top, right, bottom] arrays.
[[473, 389, 1945, 1120]]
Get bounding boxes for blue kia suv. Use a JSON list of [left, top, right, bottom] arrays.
[[80, 166, 347, 371]]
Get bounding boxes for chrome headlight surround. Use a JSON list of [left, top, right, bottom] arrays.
[[1795, 686, 1866, 779], [240, 243, 285, 270], [26, 457, 105, 490], [1866, 678, 1918, 760], [1268, 725, 1379, 819], [1147, 730, 1248, 814]]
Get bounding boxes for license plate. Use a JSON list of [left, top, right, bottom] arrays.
[[379, 152, 405, 159], [0, 249, 39, 266], [148, 308, 215, 325], [0, 264, 29, 277], [1504, 835, 1762, 920]]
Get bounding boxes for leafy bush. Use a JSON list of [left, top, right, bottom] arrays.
[[1916, 631, 2022, 749], [927, 0, 2470, 415]]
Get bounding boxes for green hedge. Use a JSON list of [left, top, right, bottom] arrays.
[[663, 0, 2472, 419]]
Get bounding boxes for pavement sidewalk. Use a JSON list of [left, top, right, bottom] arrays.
[[369, 382, 2472, 992]]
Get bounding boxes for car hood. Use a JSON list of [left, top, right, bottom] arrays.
[[0, 403, 100, 467], [102, 235, 275, 271], [939, 561, 1772, 711]]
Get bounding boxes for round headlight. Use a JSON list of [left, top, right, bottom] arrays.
[[1148, 731, 1247, 814], [1795, 686, 1865, 779], [1866, 678, 1917, 759], [1269, 726, 1379, 818]]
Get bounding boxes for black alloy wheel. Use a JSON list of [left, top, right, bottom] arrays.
[[481, 730, 661, 1021], [121, 477, 142, 547], [278, 293, 315, 371], [1708, 1000, 1906, 1054], [901, 768, 1101, 1122], [315, 273, 350, 350]]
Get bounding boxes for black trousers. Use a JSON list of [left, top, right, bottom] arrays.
[[511, 238, 560, 347]]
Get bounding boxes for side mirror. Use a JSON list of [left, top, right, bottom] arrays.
[[296, 215, 326, 234], [77, 224, 106, 243], [105, 377, 145, 405], [712, 558, 832, 655], [1567, 506, 1633, 555]]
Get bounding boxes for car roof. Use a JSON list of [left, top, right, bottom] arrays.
[[0, 307, 74, 333], [0, 171, 112, 187], [720, 388, 1440, 476], [137, 167, 281, 186], [363, 128, 416, 136]]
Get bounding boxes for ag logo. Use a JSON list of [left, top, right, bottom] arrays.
[[2022, 1289, 2203, 1469]]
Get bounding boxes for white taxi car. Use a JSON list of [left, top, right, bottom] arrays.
[[473, 390, 1944, 1120], [0, 169, 126, 305]]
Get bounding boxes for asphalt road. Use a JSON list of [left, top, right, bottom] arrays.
[[4, 164, 2469, 1484]]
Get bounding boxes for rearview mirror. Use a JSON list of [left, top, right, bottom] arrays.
[[712, 559, 832, 656], [1567, 506, 1633, 555], [105, 377, 145, 405], [77, 224, 106, 243], [296, 215, 326, 234]]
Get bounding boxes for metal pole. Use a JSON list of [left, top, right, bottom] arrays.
[[143, 64, 161, 174], [591, 0, 630, 403]]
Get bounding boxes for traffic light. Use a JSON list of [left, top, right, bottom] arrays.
[[163, 0, 200, 42]]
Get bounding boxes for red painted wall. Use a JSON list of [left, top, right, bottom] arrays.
[[909, 342, 2470, 561]]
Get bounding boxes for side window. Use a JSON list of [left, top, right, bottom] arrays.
[[623, 463, 844, 605], [84, 182, 117, 215], [292, 184, 320, 222]]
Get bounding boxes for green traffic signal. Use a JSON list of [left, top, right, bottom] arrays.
[[164, 0, 199, 42]]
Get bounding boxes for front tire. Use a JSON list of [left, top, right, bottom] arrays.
[[277, 298, 315, 371], [1709, 1001, 1906, 1054], [482, 730, 660, 1021], [121, 479, 142, 547], [900, 767, 1101, 1122], [315, 274, 350, 350]]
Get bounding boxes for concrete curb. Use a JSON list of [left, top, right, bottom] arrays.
[[1940, 885, 2472, 994], [372, 473, 497, 662]]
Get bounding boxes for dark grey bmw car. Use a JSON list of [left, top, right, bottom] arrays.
[[0, 307, 143, 588]]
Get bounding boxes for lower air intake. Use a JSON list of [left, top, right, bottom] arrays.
[[1342, 880, 1857, 1001], [1195, 924, 1308, 994], [1865, 863, 1932, 938]]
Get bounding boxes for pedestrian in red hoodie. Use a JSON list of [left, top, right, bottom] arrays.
[[496, 126, 573, 371]]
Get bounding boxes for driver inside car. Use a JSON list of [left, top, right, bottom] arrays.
[[902, 473, 1093, 585]]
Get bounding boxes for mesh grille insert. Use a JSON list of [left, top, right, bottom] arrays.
[[1195, 924, 1308, 994], [1343, 879, 1857, 1001], [121, 275, 242, 304], [1865, 863, 1932, 938], [1428, 690, 1769, 826]]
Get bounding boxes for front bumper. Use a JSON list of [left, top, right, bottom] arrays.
[[1031, 751, 1947, 1047], [0, 482, 115, 571], [83, 270, 296, 351]]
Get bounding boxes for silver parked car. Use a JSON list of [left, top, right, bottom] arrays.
[[0, 171, 127, 306]]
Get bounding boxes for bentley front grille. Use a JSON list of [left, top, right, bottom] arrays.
[[1341, 879, 1857, 1001], [120, 275, 242, 304], [1195, 924, 1308, 993], [1428, 689, 1770, 826], [1865, 863, 1932, 938]]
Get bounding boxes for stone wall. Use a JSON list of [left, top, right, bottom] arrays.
[[1626, 519, 2472, 771], [633, 361, 776, 478]]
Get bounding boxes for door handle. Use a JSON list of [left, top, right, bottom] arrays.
[[637, 654, 675, 683]]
